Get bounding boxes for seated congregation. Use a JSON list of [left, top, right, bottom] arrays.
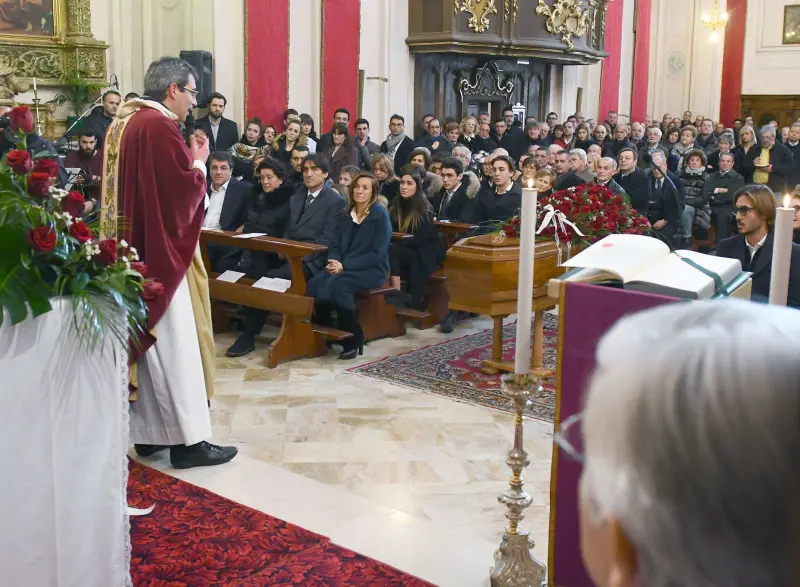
[[196, 102, 800, 365]]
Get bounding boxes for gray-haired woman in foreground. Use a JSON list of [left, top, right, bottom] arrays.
[[568, 300, 800, 587]]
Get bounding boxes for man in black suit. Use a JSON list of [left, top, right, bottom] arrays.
[[471, 155, 522, 226], [194, 92, 239, 153], [648, 150, 685, 247], [702, 152, 745, 245], [430, 157, 474, 223], [380, 114, 415, 176], [227, 154, 347, 356], [615, 147, 652, 213], [717, 185, 800, 307], [202, 152, 250, 271]]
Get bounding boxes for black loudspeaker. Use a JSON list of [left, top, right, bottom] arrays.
[[180, 50, 212, 108]]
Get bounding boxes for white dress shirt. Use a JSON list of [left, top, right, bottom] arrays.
[[203, 180, 229, 230], [746, 233, 767, 261]]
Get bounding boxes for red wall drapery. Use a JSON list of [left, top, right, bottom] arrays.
[[245, 0, 289, 127], [598, 0, 625, 122], [719, 0, 747, 126], [320, 0, 361, 132], [630, 0, 652, 122]]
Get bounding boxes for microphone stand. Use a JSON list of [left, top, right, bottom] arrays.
[[58, 94, 104, 143]]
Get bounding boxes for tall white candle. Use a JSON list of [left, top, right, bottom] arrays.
[[769, 193, 793, 306], [514, 180, 538, 375], [33, 78, 37, 92]]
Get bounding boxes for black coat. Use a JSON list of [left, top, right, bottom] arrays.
[[702, 170, 745, 207], [742, 142, 795, 193], [307, 203, 392, 310], [390, 207, 446, 281], [380, 177, 400, 205], [605, 138, 635, 159], [706, 149, 743, 173], [556, 171, 587, 191], [732, 144, 759, 182], [236, 182, 294, 277], [415, 134, 452, 156], [648, 170, 685, 236], [195, 116, 240, 153], [717, 231, 800, 307], [472, 182, 523, 226], [459, 135, 498, 154], [785, 141, 800, 189], [614, 168, 652, 213], [380, 136, 416, 176], [82, 106, 113, 146], [430, 180, 474, 223], [285, 185, 347, 274]]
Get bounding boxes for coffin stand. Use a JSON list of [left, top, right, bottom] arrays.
[[446, 234, 569, 376]]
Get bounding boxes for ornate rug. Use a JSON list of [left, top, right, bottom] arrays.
[[349, 314, 558, 423], [128, 461, 434, 586]]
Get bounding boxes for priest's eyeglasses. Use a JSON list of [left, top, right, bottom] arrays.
[[179, 86, 199, 97], [553, 412, 584, 464]]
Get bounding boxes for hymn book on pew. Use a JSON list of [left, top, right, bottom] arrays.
[[553, 234, 748, 300]]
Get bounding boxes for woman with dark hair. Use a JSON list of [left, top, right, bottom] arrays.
[[408, 147, 432, 170], [679, 148, 710, 243], [220, 157, 294, 276], [300, 113, 318, 153], [269, 115, 307, 166], [321, 122, 358, 182], [371, 153, 399, 204], [263, 125, 276, 145], [388, 164, 446, 310], [229, 118, 267, 181], [307, 172, 392, 359]]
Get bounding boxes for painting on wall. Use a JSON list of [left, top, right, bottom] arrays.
[[784, 5, 800, 44], [0, 0, 54, 38]]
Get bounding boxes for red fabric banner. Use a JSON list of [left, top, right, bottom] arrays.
[[245, 0, 289, 127], [630, 0, 652, 123], [720, 0, 748, 126], [321, 0, 361, 132], [598, 0, 625, 122]]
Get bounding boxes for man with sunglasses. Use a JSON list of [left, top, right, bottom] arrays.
[[103, 56, 238, 469], [717, 185, 800, 306]]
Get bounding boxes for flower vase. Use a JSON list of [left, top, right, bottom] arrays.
[[0, 298, 131, 586]]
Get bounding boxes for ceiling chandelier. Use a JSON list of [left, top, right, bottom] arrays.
[[702, 0, 729, 42]]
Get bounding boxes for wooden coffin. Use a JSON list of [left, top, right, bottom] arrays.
[[445, 234, 568, 317]]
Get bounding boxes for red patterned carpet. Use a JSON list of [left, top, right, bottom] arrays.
[[349, 314, 558, 422], [128, 461, 435, 586]]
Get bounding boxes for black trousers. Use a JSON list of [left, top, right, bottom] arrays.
[[389, 244, 430, 309], [242, 262, 313, 337], [314, 301, 362, 350], [712, 206, 735, 246]]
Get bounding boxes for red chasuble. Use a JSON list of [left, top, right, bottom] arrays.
[[106, 104, 207, 355]]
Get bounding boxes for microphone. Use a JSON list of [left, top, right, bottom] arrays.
[[110, 74, 119, 89]]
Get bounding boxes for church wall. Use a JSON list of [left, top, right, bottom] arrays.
[[617, 0, 636, 120], [647, 0, 728, 121], [741, 0, 800, 96]]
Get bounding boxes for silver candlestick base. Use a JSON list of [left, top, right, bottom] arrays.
[[490, 373, 547, 587]]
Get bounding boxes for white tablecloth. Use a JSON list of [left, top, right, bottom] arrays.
[[0, 299, 131, 587]]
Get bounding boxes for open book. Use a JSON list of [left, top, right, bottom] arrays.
[[554, 234, 747, 300]]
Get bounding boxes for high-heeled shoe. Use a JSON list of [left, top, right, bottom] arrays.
[[339, 342, 364, 360]]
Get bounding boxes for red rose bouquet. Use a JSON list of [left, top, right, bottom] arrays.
[[500, 183, 651, 246], [0, 119, 154, 350]]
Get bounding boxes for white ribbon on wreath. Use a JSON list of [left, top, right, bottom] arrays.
[[536, 204, 585, 265]]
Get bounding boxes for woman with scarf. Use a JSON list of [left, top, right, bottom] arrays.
[[388, 164, 445, 311], [671, 125, 698, 169], [228, 118, 267, 183]]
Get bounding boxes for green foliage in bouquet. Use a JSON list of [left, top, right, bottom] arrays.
[[0, 105, 158, 350]]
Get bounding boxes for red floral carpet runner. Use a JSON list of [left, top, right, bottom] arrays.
[[349, 314, 558, 423], [128, 461, 435, 586]]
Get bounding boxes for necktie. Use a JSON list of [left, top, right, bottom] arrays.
[[656, 179, 663, 191], [306, 193, 314, 206]]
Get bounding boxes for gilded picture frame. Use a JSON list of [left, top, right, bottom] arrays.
[[783, 5, 800, 45], [0, 0, 106, 85]]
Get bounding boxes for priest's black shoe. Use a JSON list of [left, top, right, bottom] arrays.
[[170, 441, 238, 469], [226, 333, 255, 357], [134, 444, 168, 457]]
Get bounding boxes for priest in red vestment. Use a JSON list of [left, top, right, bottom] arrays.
[[101, 56, 237, 469]]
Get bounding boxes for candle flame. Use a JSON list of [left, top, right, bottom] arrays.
[[527, 179, 534, 189], [784, 194, 791, 208]]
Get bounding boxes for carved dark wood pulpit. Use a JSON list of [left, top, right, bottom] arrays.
[[407, 0, 610, 125]]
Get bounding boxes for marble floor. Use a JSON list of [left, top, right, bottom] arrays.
[[136, 316, 555, 587]]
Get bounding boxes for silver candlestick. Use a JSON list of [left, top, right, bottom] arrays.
[[32, 85, 44, 137], [490, 373, 547, 587]]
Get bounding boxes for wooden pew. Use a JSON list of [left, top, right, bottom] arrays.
[[199, 230, 351, 367]]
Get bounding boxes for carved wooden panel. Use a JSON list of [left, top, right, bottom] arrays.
[[740, 95, 800, 130]]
